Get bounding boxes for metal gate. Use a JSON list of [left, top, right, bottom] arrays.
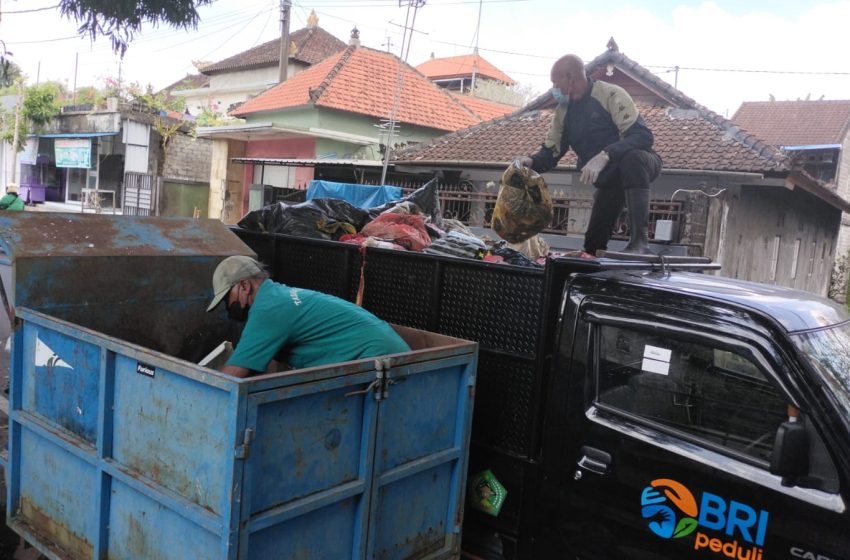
[[123, 172, 156, 216]]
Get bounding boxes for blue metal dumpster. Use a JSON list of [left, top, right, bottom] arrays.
[[1, 214, 478, 559]]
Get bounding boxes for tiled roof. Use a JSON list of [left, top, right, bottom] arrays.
[[393, 104, 789, 173], [160, 73, 210, 93], [732, 100, 850, 147], [398, 46, 790, 174], [232, 46, 481, 132], [200, 25, 346, 74], [416, 54, 515, 85], [449, 93, 517, 121]]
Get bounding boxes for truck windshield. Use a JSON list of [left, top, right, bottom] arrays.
[[793, 321, 850, 419]]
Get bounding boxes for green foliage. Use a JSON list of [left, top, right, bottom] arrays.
[[24, 83, 64, 129], [0, 81, 62, 150], [135, 85, 186, 113], [194, 105, 231, 127], [0, 58, 23, 89], [59, 0, 214, 55]]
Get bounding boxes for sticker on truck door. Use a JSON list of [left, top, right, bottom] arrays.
[[640, 478, 769, 559], [642, 345, 672, 375]]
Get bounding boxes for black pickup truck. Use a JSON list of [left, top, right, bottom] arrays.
[[234, 229, 849, 560]]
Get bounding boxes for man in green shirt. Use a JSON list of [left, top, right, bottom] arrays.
[[207, 256, 410, 378], [0, 184, 25, 211]]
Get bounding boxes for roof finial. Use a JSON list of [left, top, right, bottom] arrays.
[[606, 37, 619, 52], [307, 10, 319, 28], [349, 26, 361, 47]]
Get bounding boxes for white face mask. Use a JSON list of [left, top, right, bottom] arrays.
[[551, 87, 569, 105]]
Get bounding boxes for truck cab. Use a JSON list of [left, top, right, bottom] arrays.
[[540, 269, 850, 560]]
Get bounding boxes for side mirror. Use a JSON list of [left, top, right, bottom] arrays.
[[770, 420, 809, 483]]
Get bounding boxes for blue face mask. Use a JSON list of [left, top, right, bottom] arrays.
[[551, 87, 569, 105]]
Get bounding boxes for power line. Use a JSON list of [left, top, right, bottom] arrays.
[[1, 3, 59, 14], [645, 65, 850, 77]]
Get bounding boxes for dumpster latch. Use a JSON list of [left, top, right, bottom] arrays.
[[344, 358, 398, 401], [234, 427, 255, 460]]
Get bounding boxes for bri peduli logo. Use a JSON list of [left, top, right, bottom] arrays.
[[640, 478, 769, 560]]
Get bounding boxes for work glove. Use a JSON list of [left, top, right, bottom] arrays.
[[513, 157, 533, 169], [580, 150, 610, 185]]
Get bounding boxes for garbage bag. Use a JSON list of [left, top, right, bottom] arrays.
[[491, 161, 553, 243], [360, 213, 432, 251], [369, 178, 442, 228], [508, 234, 550, 260], [424, 231, 486, 260], [237, 198, 371, 239]]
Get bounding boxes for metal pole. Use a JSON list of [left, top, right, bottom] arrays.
[[278, 0, 292, 83], [72, 52, 78, 105]]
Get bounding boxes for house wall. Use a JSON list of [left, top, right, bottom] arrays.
[[209, 138, 246, 224], [830, 132, 850, 301], [242, 137, 316, 195], [716, 185, 840, 296], [162, 134, 213, 184]]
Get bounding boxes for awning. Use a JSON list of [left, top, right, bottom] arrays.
[[198, 122, 376, 145], [231, 157, 389, 168], [37, 132, 119, 138]]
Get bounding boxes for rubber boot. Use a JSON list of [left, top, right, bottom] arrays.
[[622, 189, 655, 255]]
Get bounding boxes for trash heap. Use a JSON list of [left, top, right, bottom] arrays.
[[237, 178, 549, 268]]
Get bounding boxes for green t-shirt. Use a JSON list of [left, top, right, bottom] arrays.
[[0, 193, 25, 211], [227, 279, 410, 372]]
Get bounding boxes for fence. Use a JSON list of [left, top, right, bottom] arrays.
[[371, 180, 685, 241]]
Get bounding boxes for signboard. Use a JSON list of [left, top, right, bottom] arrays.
[[55, 138, 92, 168], [20, 138, 39, 165]]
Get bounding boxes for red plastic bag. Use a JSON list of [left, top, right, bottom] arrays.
[[360, 213, 432, 251]]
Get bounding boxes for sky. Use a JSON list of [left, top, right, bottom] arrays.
[[1, 0, 849, 117]]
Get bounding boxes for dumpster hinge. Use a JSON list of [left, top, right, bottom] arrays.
[[234, 427, 255, 460]]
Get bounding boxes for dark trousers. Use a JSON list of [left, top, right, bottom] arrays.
[[584, 149, 662, 253]]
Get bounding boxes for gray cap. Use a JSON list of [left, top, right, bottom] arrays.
[[207, 256, 264, 312]]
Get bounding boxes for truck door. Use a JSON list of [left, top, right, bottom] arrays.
[[549, 297, 848, 560]]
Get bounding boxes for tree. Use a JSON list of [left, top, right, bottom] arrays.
[[0, 57, 22, 89], [58, 0, 214, 55], [24, 83, 64, 129]]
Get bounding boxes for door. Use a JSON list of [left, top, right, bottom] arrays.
[[551, 297, 848, 560], [238, 353, 475, 559]]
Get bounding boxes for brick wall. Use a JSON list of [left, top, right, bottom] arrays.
[[161, 132, 213, 184]]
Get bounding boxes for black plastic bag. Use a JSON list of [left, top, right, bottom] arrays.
[[368, 178, 443, 228], [237, 198, 371, 239], [491, 246, 543, 268]]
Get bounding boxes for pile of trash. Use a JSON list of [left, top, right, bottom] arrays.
[[237, 178, 548, 267]]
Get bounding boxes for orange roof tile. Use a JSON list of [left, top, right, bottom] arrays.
[[450, 93, 517, 121], [232, 46, 481, 132], [416, 54, 515, 85]]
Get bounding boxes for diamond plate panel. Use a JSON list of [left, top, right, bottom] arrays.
[[361, 252, 436, 330], [276, 240, 358, 300], [472, 352, 538, 458], [439, 265, 545, 357]]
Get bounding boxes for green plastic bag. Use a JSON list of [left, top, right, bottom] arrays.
[[469, 469, 507, 516]]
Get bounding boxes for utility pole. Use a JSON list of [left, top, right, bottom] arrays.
[[8, 80, 23, 189], [470, 0, 483, 94], [278, 0, 292, 83], [380, 1, 426, 185]]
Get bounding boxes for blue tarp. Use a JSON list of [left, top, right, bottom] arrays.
[[306, 180, 403, 209]]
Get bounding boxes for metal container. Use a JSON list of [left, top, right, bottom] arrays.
[[2, 214, 478, 559]]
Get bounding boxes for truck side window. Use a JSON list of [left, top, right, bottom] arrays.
[[595, 325, 787, 464]]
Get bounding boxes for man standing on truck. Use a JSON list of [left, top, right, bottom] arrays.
[[518, 54, 662, 257], [207, 256, 410, 378]]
